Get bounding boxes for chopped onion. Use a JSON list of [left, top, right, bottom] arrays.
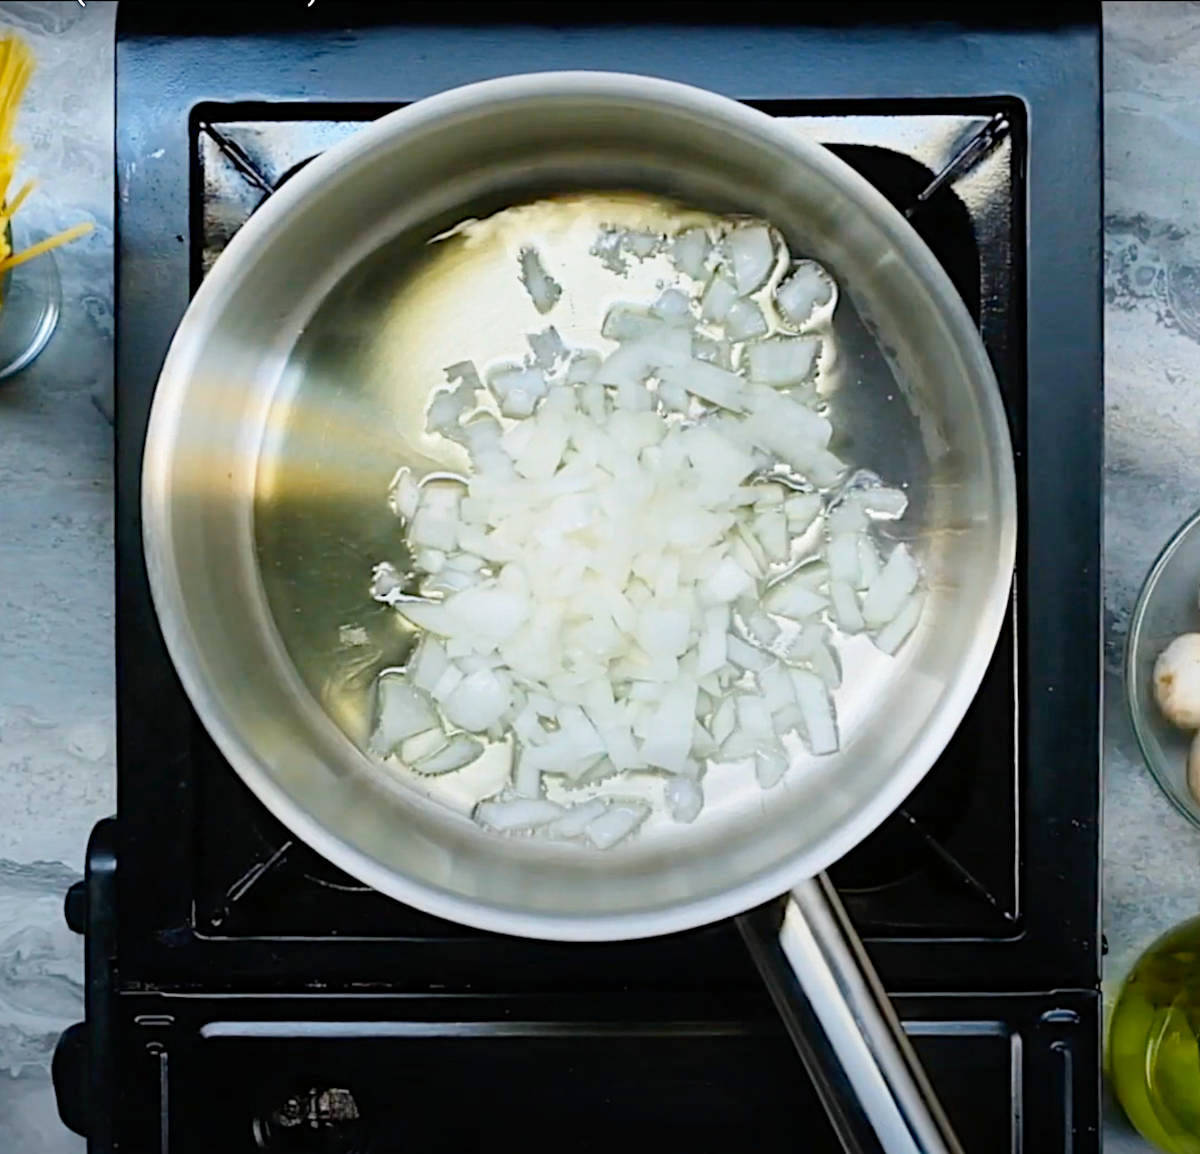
[[368, 211, 923, 846]]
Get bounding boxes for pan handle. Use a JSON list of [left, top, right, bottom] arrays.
[[736, 874, 964, 1154]]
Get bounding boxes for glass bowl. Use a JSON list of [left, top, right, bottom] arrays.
[[1127, 508, 1200, 827]]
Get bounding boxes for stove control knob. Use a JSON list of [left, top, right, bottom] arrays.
[[252, 1085, 364, 1153], [64, 880, 87, 934], [52, 1022, 89, 1137]]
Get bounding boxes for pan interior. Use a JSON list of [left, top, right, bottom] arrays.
[[256, 188, 932, 834], [146, 80, 1013, 935]]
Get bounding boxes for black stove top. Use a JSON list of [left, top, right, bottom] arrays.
[[54, 8, 1101, 1153]]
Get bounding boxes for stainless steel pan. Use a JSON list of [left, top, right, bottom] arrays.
[[142, 73, 1015, 1153]]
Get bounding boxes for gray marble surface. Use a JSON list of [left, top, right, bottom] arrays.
[[1104, 4, 1200, 1149], [0, 3, 114, 1152], [0, 2, 1192, 1151]]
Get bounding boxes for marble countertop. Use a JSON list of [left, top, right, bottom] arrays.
[[0, 3, 1190, 1151]]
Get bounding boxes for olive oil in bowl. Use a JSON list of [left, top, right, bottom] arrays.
[[1111, 917, 1200, 1153]]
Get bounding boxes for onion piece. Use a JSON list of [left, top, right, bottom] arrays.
[[370, 674, 440, 754], [851, 486, 909, 519], [409, 482, 463, 552], [743, 608, 781, 647], [400, 728, 448, 765], [692, 333, 732, 369], [784, 492, 823, 532], [791, 669, 839, 754], [527, 326, 567, 370], [671, 227, 712, 280], [725, 297, 769, 342], [711, 696, 736, 744], [700, 274, 739, 323], [758, 662, 795, 713], [519, 246, 561, 314], [430, 663, 465, 703], [388, 468, 421, 521], [728, 225, 775, 295], [763, 575, 828, 621], [653, 289, 694, 325], [658, 359, 745, 412], [639, 680, 699, 773], [861, 544, 920, 629], [874, 592, 926, 655], [414, 733, 484, 775], [746, 336, 822, 386], [827, 534, 861, 585], [755, 741, 789, 788], [476, 797, 565, 832], [545, 798, 610, 839], [776, 260, 836, 326], [408, 636, 450, 693], [829, 579, 865, 634], [441, 668, 511, 732], [807, 637, 842, 689], [666, 775, 703, 823], [754, 508, 789, 563], [857, 536, 882, 588], [370, 561, 407, 606], [488, 364, 548, 419], [727, 634, 770, 672], [586, 801, 651, 849]]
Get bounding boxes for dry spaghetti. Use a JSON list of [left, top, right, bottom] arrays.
[[0, 32, 92, 283]]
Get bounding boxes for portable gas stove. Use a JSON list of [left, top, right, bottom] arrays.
[[53, 7, 1101, 1152]]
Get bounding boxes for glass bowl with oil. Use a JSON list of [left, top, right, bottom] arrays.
[[1111, 915, 1200, 1152]]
